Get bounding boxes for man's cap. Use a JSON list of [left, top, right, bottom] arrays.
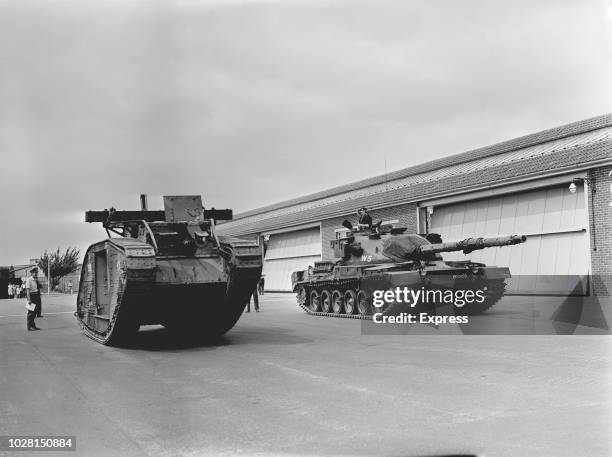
[[358, 207, 367, 212], [29, 267, 38, 273]]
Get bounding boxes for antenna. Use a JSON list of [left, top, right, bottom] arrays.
[[384, 157, 389, 192], [140, 194, 148, 210]]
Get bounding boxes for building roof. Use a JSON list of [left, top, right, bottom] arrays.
[[10, 264, 36, 273], [218, 114, 612, 236]]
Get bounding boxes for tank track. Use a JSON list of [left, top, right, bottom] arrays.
[[78, 283, 148, 345], [77, 239, 155, 345], [214, 240, 263, 335], [296, 279, 372, 321], [295, 277, 508, 320]]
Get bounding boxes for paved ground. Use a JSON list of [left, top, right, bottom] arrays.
[[0, 293, 610, 457]]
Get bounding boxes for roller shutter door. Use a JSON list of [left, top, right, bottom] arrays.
[[429, 185, 590, 295], [263, 227, 321, 291]]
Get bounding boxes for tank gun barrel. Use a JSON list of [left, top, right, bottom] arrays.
[[85, 209, 165, 224], [419, 235, 527, 255], [85, 208, 233, 224]]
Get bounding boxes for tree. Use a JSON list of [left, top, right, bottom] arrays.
[[37, 247, 80, 290]]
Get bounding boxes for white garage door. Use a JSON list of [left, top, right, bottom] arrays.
[[263, 227, 321, 291], [429, 185, 590, 295]]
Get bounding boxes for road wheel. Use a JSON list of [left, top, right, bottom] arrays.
[[296, 286, 308, 309], [320, 289, 332, 313], [309, 290, 321, 312], [357, 290, 371, 315], [332, 290, 344, 314], [344, 290, 357, 315]]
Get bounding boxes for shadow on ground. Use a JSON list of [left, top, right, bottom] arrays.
[[119, 324, 313, 351]]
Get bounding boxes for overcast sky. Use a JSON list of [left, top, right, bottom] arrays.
[[1, 0, 611, 266]]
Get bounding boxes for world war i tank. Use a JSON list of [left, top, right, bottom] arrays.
[[291, 219, 527, 318], [76, 195, 262, 345]]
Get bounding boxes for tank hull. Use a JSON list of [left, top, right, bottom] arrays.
[[76, 237, 261, 345], [292, 261, 510, 319]]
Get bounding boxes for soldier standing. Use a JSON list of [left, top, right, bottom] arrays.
[[245, 289, 260, 313], [25, 267, 41, 331], [27, 267, 43, 317], [258, 276, 265, 295]]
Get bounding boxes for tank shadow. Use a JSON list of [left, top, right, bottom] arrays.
[[119, 326, 231, 351], [225, 326, 314, 346], [119, 325, 312, 351]]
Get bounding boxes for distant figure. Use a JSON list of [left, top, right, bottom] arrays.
[[258, 276, 265, 295], [25, 267, 41, 331], [8, 284, 14, 299], [14, 285, 21, 299], [245, 289, 260, 313], [68, 280, 73, 295], [357, 207, 372, 230]]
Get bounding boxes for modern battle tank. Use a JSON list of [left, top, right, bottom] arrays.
[[291, 220, 526, 318], [76, 195, 262, 345]]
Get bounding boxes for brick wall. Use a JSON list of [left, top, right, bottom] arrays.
[[320, 203, 418, 260], [588, 165, 612, 295], [58, 270, 81, 293]]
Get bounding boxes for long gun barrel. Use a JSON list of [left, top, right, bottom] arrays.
[[419, 235, 527, 255], [85, 208, 233, 224]]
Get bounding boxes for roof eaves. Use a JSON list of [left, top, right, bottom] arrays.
[[231, 113, 612, 221], [218, 141, 612, 236]]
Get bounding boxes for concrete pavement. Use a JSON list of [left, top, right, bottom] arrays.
[[0, 294, 610, 457]]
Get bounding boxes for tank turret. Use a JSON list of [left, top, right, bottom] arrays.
[[381, 234, 527, 262], [331, 220, 526, 265]]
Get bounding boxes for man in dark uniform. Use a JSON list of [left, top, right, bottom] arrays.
[[258, 276, 265, 295], [25, 267, 41, 331], [357, 207, 372, 230], [31, 268, 43, 317], [245, 289, 259, 313]]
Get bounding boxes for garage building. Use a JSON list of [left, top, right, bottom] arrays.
[[217, 114, 612, 296]]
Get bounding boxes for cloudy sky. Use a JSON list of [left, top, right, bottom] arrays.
[[1, 0, 611, 265]]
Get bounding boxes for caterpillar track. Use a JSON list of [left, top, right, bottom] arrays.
[[296, 279, 371, 320]]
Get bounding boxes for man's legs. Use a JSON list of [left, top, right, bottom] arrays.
[[32, 293, 42, 317], [27, 310, 37, 330], [253, 290, 259, 312]]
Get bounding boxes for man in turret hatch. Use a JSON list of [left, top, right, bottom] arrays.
[[357, 207, 372, 230]]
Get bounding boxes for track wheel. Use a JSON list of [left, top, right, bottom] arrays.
[[357, 290, 371, 316], [332, 290, 344, 314], [320, 289, 332, 313], [344, 290, 357, 315], [309, 290, 321, 312], [296, 286, 308, 309]]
